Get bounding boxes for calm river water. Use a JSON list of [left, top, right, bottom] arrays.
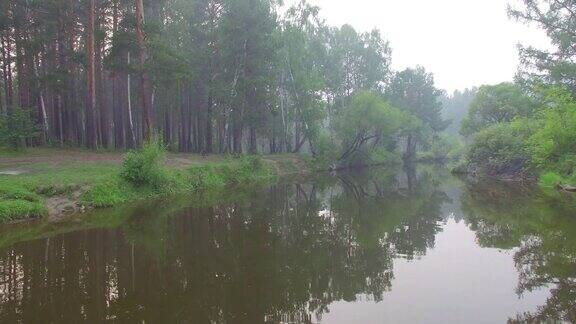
[[0, 167, 575, 323]]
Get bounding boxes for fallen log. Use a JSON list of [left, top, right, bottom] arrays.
[[555, 183, 576, 192]]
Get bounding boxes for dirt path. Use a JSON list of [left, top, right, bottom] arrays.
[[0, 149, 310, 178], [0, 149, 228, 170], [0, 149, 124, 167]]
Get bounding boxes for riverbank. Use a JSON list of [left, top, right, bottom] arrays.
[[0, 148, 309, 224]]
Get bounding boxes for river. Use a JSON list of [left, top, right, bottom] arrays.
[[0, 166, 574, 323]]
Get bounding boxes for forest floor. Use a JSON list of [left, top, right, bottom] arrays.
[[0, 148, 227, 169], [0, 148, 309, 224]]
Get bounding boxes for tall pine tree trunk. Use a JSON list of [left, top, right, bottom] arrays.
[[135, 0, 151, 142], [1, 34, 14, 113], [126, 52, 136, 148], [205, 96, 213, 153], [85, 0, 98, 149]]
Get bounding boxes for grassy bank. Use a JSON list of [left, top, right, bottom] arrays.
[[0, 147, 301, 223]]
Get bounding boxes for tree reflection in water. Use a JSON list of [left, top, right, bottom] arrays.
[[0, 168, 449, 323], [1, 168, 575, 323], [461, 180, 576, 323]]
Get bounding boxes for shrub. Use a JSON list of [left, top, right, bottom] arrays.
[[120, 141, 170, 189], [528, 90, 576, 175], [188, 156, 274, 189], [466, 121, 532, 176], [0, 108, 39, 148], [310, 132, 339, 170], [539, 171, 564, 188], [418, 135, 463, 163]]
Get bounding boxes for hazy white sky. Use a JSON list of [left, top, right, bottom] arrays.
[[282, 0, 551, 92]]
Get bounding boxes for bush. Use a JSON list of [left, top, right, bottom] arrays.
[[0, 108, 39, 148], [120, 141, 170, 189], [188, 156, 274, 189], [528, 89, 576, 175], [466, 121, 532, 176], [418, 135, 463, 163], [309, 132, 339, 170], [539, 171, 565, 188]]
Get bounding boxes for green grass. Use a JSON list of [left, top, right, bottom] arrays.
[[0, 163, 119, 222], [0, 180, 47, 222], [0, 200, 46, 223], [539, 171, 565, 188], [537, 171, 576, 204], [81, 156, 277, 209], [0, 146, 298, 224], [0, 146, 29, 157]]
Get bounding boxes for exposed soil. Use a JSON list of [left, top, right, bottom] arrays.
[[45, 190, 85, 222], [263, 155, 310, 177], [0, 149, 124, 167], [0, 149, 306, 173], [0, 149, 226, 170], [0, 149, 309, 223]]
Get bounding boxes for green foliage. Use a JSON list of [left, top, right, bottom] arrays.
[[0, 200, 46, 223], [460, 83, 534, 137], [418, 135, 464, 163], [0, 183, 42, 202], [386, 67, 448, 133], [466, 121, 532, 176], [385, 67, 448, 160], [188, 165, 227, 189], [310, 132, 338, 168], [81, 178, 135, 208], [0, 180, 46, 222], [90, 154, 275, 207], [539, 171, 565, 189], [332, 91, 404, 166], [195, 156, 275, 186], [457, 84, 576, 182], [0, 108, 39, 148], [509, 0, 576, 93], [120, 141, 170, 190], [0, 150, 286, 222], [527, 88, 576, 175]]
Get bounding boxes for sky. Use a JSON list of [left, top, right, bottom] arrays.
[[281, 0, 552, 93]]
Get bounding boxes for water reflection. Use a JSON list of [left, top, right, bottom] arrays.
[[0, 168, 574, 323], [460, 180, 576, 323]]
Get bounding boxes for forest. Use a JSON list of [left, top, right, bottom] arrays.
[[456, 0, 576, 186], [1, 0, 576, 218], [0, 0, 453, 167], [1, 1, 576, 322], [1, 0, 573, 182]]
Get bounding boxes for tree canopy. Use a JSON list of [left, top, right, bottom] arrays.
[[0, 0, 448, 168]]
